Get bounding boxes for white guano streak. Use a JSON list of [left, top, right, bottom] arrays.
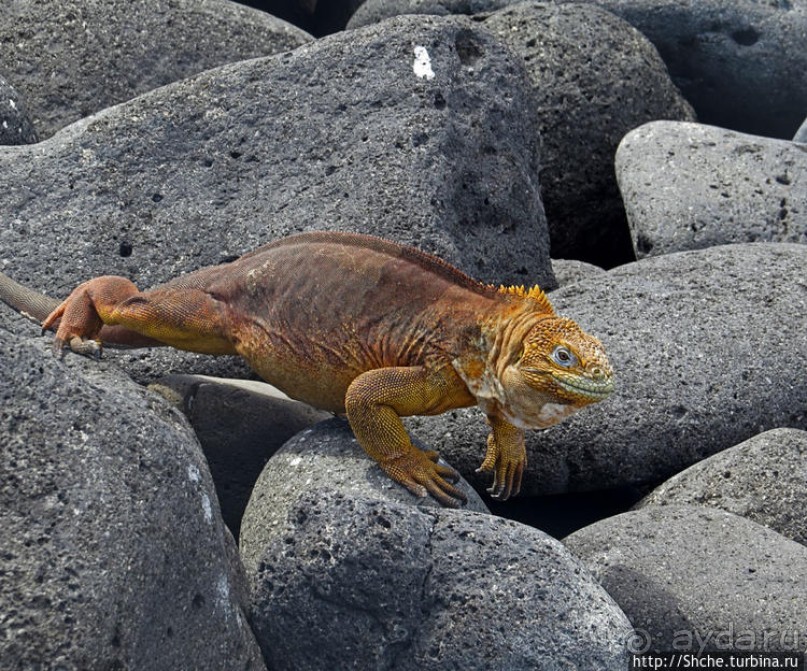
[[413, 46, 435, 80]]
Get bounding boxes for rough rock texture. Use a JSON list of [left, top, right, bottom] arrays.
[[617, 121, 807, 258], [565, 505, 807, 653], [0, 15, 551, 384], [476, 2, 695, 267], [0, 75, 38, 145], [551, 258, 607, 287], [151, 375, 329, 540], [241, 420, 631, 670], [0, 0, 312, 138], [348, 0, 519, 27], [351, 1, 696, 267], [636, 428, 807, 547], [0, 329, 265, 670], [405, 243, 807, 496], [565, 0, 807, 139], [239, 418, 488, 576]]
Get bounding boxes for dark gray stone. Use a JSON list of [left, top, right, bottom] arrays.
[[0, 0, 312, 138], [551, 258, 607, 287], [239, 418, 489, 576], [565, 505, 807, 654], [0, 15, 551, 385], [617, 121, 807, 258], [405, 243, 807, 496], [151, 375, 329, 540], [0, 329, 265, 670], [636, 428, 807, 547], [563, 0, 807, 139], [241, 421, 631, 670], [0, 75, 37, 145], [477, 2, 694, 266], [348, 0, 519, 27]]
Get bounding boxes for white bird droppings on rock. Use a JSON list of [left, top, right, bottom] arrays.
[[413, 46, 435, 80], [201, 493, 213, 524]]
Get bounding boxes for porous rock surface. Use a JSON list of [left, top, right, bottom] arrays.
[[0, 75, 38, 145], [240, 420, 632, 670], [617, 121, 807, 258], [406, 243, 807, 495], [636, 428, 807, 547], [0, 0, 312, 138], [477, 1, 694, 266], [565, 0, 807, 139], [0, 15, 551, 384], [565, 505, 807, 654], [350, 0, 807, 139], [551, 257, 607, 287], [350, 1, 696, 267], [0, 329, 265, 670]]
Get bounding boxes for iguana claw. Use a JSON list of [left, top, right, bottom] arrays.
[[62, 336, 103, 359], [380, 449, 468, 508], [476, 423, 526, 501]]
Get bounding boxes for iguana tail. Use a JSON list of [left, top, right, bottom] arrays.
[[0, 271, 60, 324]]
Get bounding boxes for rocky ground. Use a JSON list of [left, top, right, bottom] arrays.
[[0, 1, 805, 670]]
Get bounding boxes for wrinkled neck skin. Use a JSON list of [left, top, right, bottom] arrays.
[[452, 304, 577, 430]]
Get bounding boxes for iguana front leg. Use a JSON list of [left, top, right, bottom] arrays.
[[345, 366, 471, 508], [477, 415, 526, 500]]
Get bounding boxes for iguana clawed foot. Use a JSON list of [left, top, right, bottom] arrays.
[[476, 424, 526, 501], [41, 283, 105, 359], [379, 448, 468, 508], [50, 335, 103, 359]]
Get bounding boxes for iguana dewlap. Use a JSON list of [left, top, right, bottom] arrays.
[[0, 231, 613, 507]]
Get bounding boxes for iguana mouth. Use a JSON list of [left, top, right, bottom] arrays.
[[555, 375, 614, 400]]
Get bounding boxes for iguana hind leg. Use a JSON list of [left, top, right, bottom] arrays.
[[345, 366, 470, 508], [42, 276, 237, 355]]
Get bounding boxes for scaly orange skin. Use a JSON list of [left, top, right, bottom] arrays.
[[21, 231, 614, 507]]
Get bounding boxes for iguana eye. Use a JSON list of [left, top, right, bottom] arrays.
[[551, 345, 577, 368]]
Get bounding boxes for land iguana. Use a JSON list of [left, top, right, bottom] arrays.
[[0, 231, 613, 507]]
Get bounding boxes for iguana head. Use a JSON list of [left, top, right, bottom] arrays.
[[453, 285, 614, 430], [496, 315, 614, 429]]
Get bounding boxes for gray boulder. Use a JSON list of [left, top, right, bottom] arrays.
[[151, 375, 329, 540], [0, 0, 312, 138], [405, 243, 807, 496], [636, 428, 807, 547], [564, 0, 807, 139], [0, 75, 37, 145], [477, 2, 694, 266], [241, 420, 632, 670], [0, 15, 551, 384], [565, 505, 807, 654], [617, 121, 807, 258], [352, 0, 807, 138], [239, 418, 489, 576], [0, 329, 265, 670], [551, 258, 607, 287]]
